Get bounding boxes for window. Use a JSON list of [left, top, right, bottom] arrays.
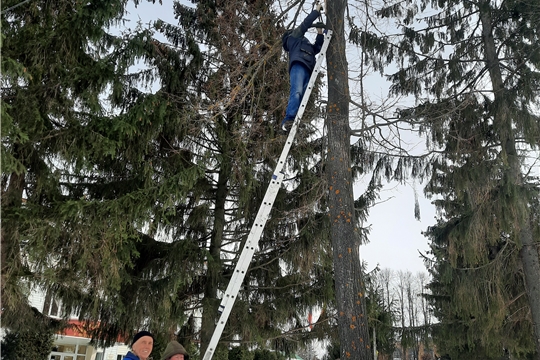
[[43, 289, 62, 317], [50, 344, 87, 360], [56, 345, 76, 353], [77, 345, 87, 360]]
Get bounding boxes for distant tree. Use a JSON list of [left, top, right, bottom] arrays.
[[366, 268, 396, 359], [371, 269, 434, 360]]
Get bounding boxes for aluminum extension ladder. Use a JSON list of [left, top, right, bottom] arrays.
[[202, 29, 333, 360]]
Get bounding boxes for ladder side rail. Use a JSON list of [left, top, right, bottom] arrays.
[[202, 30, 332, 360], [202, 173, 284, 360], [201, 173, 284, 360], [213, 172, 284, 313]]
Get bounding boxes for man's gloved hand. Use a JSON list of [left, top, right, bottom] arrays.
[[313, 22, 325, 34], [315, 2, 323, 12]]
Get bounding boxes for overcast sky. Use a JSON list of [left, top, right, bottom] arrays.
[[124, 0, 436, 275], [359, 181, 435, 274]]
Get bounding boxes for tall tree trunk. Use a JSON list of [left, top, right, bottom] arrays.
[[480, 4, 540, 357], [398, 278, 407, 360], [326, 0, 372, 359]]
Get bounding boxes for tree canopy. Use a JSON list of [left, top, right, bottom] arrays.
[[2, 0, 538, 359]]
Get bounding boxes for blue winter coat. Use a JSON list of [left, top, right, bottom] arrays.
[[282, 10, 324, 73], [124, 352, 141, 360]]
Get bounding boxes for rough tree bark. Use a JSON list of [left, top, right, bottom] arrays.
[[325, 0, 373, 359]]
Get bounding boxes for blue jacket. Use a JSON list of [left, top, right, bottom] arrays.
[[124, 352, 141, 360], [282, 10, 324, 73]]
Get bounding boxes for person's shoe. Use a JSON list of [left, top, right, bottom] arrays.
[[281, 119, 294, 132]]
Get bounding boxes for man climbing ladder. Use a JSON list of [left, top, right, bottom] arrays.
[[201, 5, 331, 360], [281, 2, 326, 132]]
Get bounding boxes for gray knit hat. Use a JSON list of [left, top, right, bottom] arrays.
[[161, 341, 189, 360]]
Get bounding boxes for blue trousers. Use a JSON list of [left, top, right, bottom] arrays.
[[282, 63, 311, 124]]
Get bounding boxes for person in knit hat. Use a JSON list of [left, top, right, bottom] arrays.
[[124, 331, 154, 360], [161, 340, 190, 360]]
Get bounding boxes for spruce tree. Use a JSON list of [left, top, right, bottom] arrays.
[[2, 0, 337, 353], [1, 0, 169, 331], [365, 268, 397, 359], [160, 1, 336, 355], [357, 0, 540, 357]]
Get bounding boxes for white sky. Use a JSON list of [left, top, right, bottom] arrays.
[[124, 0, 435, 275], [359, 181, 435, 274]]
